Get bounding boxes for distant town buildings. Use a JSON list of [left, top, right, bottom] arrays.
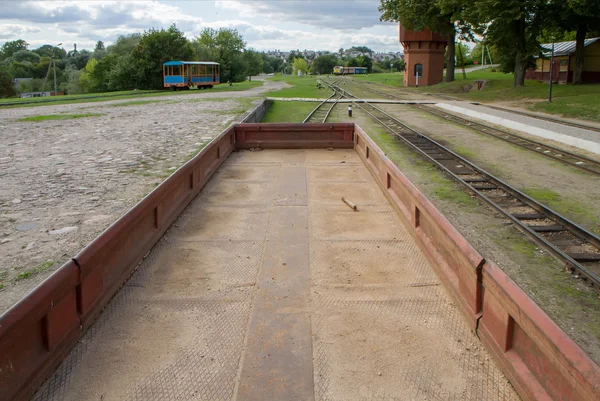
[[265, 49, 404, 62]]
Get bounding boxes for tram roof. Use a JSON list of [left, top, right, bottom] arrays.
[[163, 61, 220, 66]]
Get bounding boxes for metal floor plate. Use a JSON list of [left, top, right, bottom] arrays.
[[32, 149, 520, 401]]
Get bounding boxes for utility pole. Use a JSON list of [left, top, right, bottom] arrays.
[[548, 39, 555, 103]]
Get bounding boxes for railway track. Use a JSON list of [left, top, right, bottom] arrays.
[[359, 85, 600, 175], [303, 81, 342, 123], [333, 83, 600, 288]]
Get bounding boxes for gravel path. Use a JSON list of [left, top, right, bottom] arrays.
[[0, 80, 289, 313]]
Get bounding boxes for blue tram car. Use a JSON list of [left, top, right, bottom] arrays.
[[163, 61, 220, 90]]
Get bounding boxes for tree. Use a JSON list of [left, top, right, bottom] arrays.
[[107, 34, 141, 56], [12, 50, 41, 64], [310, 54, 339, 74], [0, 39, 29, 60], [470, 42, 499, 65], [474, 0, 548, 87], [244, 49, 263, 80], [287, 52, 304, 64], [292, 57, 308, 75], [0, 70, 16, 98], [94, 41, 105, 52], [135, 25, 193, 89], [65, 49, 91, 70], [79, 58, 99, 92], [392, 58, 405, 71], [546, 0, 600, 84], [33, 45, 67, 60], [196, 27, 246, 82], [60, 67, 85, 94], [107, 53, 138, 91], [379, 0, 470, 82], [356, 55, 373, 72], [266, 56, 283, 73], [263, 60, 274, 74]]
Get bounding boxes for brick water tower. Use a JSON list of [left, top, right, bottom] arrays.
[[400, 25, 448, 87]]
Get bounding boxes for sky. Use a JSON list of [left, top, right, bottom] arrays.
[[0, 0, 404, 53]]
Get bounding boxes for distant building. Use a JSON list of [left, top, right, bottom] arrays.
[[526, 38, 600, 83]]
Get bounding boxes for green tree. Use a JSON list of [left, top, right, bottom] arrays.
[[546, 0, 600, 84], [79, 58, 99, 92], [263, 60, 274, 74], [12, 50, 41, 64], [33, 45, 67, 60], [60, 67, 85, 94], [292, 57, 308, 75], [267, 56, 283, 72], [107, 34, 141, 56], [107, 53, 138, 91], [310, 54, 339, 74], [0, 70, 16, 98], [65, 49, 91, 70], [243, 49, 263, 80], [474, 0, 548, 87], [196, 27, 246, 82], [470, 42, 499, 65], [356, 55, 373, 72], [393, 58, 405, 71], [19, 78, 45, 93], [0, 39, 29, 60], [135, 25, 193, 89]]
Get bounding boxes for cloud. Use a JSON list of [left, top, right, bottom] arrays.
[[215, 0, 391, 31], [0, 24, 41, 40], [0, 1, 201, 38]]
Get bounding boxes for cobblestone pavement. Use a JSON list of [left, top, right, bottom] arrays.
[[0, 80, 289, 312]]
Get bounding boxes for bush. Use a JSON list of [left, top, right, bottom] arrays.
[[0, 70, 16, 98]]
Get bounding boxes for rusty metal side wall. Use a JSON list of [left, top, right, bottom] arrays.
[[353, 125, 600, 401], [354, 124, 484, 329], [0, 126, 236, 401], [235, 123, 355, 149]]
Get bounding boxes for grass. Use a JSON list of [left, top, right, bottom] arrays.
[[268, 75, 334, 98], [353, 72, 405, 87], [17, 113, 104, 122], [15, 259, 56, 281], [522, 187, 600, 233], [406, 68, 600, 122], [261, 100, 318, 123], [1, 81, 263, 109], [530, 94, 600, 122]]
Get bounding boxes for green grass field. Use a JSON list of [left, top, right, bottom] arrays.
[[1, 81, 262, 109], [261, 101, 317, 123], [410, 69, 600, 122], [352, 72, 405, 87], [267, 75, 334, 98]]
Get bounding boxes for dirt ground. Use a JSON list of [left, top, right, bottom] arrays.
[[0, 79, 289, 313], [328, 105, 600, 364]]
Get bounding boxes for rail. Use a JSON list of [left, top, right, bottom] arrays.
[[333, 83, 600, 288], [302, 81, 342, 123], [361, 85, 600, 175]]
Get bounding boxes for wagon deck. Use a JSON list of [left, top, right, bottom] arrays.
[[3, 122, 598, 401], [32, 148, 517, 401]]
